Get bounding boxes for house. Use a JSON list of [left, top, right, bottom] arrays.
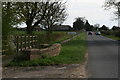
[[34, 26, 44, 31], [16, 26, 44, 31], [53, 25, 72, 31]]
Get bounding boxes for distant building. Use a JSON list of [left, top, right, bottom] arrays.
[[53, 25, 72, 31], [34, 26, 44, 31], [16, 26, 44, 31], [16, 27, 26, 31]]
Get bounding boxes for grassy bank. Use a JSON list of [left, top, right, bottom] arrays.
[[7, 32, 87, 66], [36, 31, 75, 44], [102, 34, 120, 41], [10, 30, 75, 44], [101, 31, 120, 41]]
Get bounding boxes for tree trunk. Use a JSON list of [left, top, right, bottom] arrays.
[[26, 21, 33, 34], [26, 27, 33, 34], [46, 23, 53, 43], [47, 27, 51, 41]]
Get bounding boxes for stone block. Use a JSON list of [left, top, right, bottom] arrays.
[[22, 43, 61, 60]]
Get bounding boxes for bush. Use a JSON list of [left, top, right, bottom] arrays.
[[2, 35, 16, 55], [101, 31, 111, 35], [115, 31, 120, 37], [13, 53, 28, 62], [101, 31, 120, 40]]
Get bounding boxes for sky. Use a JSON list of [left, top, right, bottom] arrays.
[[63, 0, 118, 29], [17, 0, 119, 29]]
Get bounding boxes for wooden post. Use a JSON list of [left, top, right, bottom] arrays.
[[28, 35, 30, 49], [32, 36, 34, 48], [20, 36, 23, 51], [30, 36, 32, 49], [35, 35, 37, 48], [25, 35, 27, 50], [16, 36, 19, 53], [34, 36, 36, 48]]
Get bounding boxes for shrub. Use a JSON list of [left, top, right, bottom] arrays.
[[115, 31, 120, 37], [101, 31, 111, 35], [2, 35, 16, 55]]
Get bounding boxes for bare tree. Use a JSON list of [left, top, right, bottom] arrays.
[[104, 0, 120, 20], [41, 1, 68, 34], [2, 0, 67, 35], [14, 1, 50, 34]]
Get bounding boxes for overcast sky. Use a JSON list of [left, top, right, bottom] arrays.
[[17, 0, 118, 29], [63, 0, 118, 29]]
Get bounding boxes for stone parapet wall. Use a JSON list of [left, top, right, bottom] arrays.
[[39, 43, 61, 57], [23, 43, 61, 60]]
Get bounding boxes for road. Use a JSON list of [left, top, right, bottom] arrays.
[[87, 34, 118, 78]]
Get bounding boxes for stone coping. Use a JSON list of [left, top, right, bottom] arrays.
[[23, 43, 61, 60]]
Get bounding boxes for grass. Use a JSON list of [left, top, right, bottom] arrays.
[[36, 31, 74, 44], [101, 31, 120, 41], [10, 30, 27, 35], [102, 34, 120, 40], [7, 32, 87, 66], [10, 30, 75, 44]]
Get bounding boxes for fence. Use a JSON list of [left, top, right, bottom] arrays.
[[14, 35, 38, 53], [2, 35, 38, 54]]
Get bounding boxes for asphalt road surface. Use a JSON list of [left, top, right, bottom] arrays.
[[87, 34, 118, 78]]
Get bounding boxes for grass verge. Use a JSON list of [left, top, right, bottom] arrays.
[[36, 31, 75, 44], [7, 32, 87, 66], [102, 34, 120, 41]]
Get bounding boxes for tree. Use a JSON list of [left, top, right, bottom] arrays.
[[3, 1, 67, 34], [73, 17, 86, 31], [100, 25, 109, 31], [41, 1, 67, 34], [84, 20, 93, 31], [14, 2, 50, 34], [40, 1, 67, 41], [2, 1, 67, 54], [93, 24, 100, 31], [111, 26, 120, 31], [2, 2, 11, 36], [2, 2, 22, 36], [2, 2, 20, 55], [104, 0, 120, 20]]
